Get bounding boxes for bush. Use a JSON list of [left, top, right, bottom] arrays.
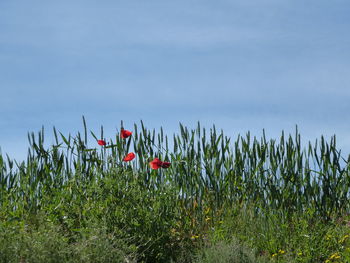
[[193, 239, 268, 263], [0, 220, 130, 263]]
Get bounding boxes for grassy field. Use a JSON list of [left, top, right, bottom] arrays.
[[1, 118, 350, 262]]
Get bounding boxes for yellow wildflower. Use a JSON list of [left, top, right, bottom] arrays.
[[191, 234, 200, 240], [338, 234, 349, 244], [329, 252, 340, 260], [278, 249, 285, 254]]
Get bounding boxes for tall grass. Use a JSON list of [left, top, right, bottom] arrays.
[[0, 118, 349, 261], [1, 119, 349, 218]]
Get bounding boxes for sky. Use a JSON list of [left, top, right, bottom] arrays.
[[1, 0, 350, 162]]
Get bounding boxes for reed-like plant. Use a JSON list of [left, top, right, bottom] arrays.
[[1, 119, 349, 219], [1, 118, 349, 261]]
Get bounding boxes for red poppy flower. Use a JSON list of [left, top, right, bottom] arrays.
[[97, 140, 106, 146], [149, 158, 171, 169], [123, 152, 135, 162], [120, 129, 132, 139], [149, 158, 163, 169]]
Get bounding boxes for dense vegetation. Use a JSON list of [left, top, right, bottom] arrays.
[[1, 118, 350, 262]]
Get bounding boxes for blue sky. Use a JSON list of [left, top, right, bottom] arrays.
[[1, 0, 350, 161]]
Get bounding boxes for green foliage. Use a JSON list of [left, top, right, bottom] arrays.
[[209, 206, 350, 263], [0, 119, 349, 262], [193, 239, 269, 263], [0, 219, 129, 263]]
